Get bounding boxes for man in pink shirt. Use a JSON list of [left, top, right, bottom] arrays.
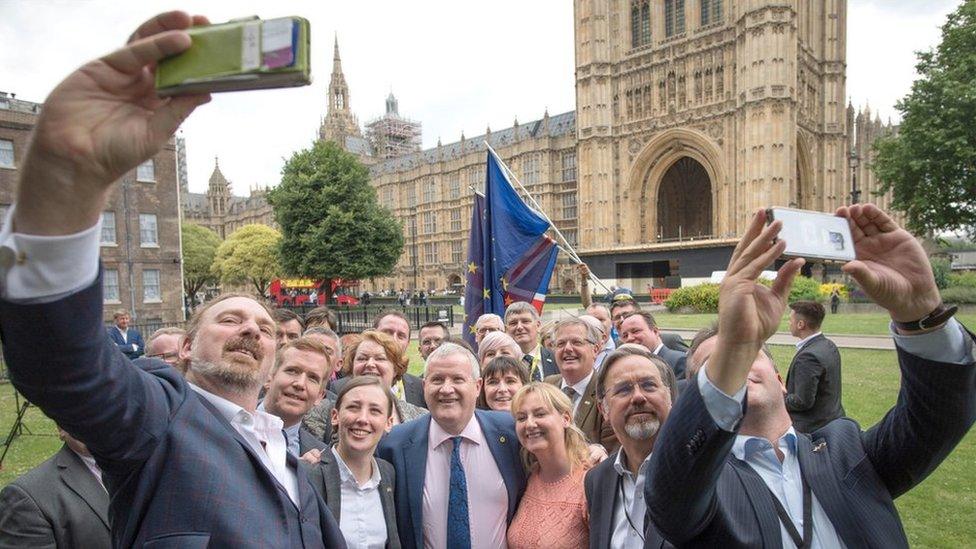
[[377, 343, 526, 549]]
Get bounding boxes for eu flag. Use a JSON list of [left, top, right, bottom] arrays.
[[462, 194, 486, 348], [482, 151, 557, 316]]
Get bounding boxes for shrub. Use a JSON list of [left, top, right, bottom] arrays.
[[819, 282, 848, 300], [789, 276, 822, 303], [941, 286, 976, 304], [665, 283, 720, 313], [931, 258, 951, 289], [948, 272, 976, 289]]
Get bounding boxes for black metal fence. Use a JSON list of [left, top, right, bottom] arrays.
[[282, 304, 457, 335]]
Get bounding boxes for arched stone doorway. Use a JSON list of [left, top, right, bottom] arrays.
[[656, 157, 713, 240], [447, 274, 463, 290], [561, 278, 576, 294]]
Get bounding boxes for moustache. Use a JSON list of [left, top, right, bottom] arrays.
[[223, 336, 263, 361]]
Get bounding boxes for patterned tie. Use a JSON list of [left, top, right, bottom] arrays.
[[447, 436, 471, 549], [524, 354, 541, 382]]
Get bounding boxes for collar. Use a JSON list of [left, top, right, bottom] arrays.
[[561, 370, 594, 396], [732, 426, 798, 462], [612, 448, 652, 478], [189, 383, 284, 433], [429, 414, 485, 450], [795, 332, 823, 350], [653, 342, 665, 355], [529, 344, 542, 360], [602, 338, 616, 352], [331, 447, 381, 489], [257, 400, 302, 433]]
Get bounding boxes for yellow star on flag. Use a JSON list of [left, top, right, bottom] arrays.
[[500, 277, 509, 291], [468, 324, 477, 335], [467, 262, 478, 273], [483, 288, 491, 299]]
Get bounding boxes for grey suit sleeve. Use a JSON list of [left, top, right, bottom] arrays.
[[784, 352, 824, 412], [0, 484, 57, 549]]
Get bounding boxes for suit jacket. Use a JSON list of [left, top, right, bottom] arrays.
[[106, 326, 144, 359], [645, 330, 976, 548], [785, 334, 845, 432], [545, 373, 619, 453], [0, 445, 111, 548], [299, 426, 328, 456], [583, 451, 669, 549], [306, 450, 401, 549], [375, 410, 527, 549], [0, 277, 346, 548], [661, 332, 689, 353], [653, 345, 686, 381], [541, 347, 559, 377]]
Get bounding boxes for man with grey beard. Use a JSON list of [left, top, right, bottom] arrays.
[[583, 344, 676, 549]]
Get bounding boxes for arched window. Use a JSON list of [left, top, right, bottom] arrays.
[[665, 0, 685, 38], [631, 0, 651, 48], [701, 0, 723, 26]]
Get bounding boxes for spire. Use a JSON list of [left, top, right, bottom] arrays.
[[333, 34, 342, 73], [386, 91, 399, 115]]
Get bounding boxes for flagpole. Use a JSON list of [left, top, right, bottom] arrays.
[[483, 141, 612, 294]]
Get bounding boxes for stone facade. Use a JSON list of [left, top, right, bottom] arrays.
[[181, 159, 276, 239], [0, 91, 184, 324]]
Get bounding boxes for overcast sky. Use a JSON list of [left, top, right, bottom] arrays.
[[0, 0, 960, 195]]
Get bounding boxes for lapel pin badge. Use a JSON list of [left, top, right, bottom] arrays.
[[813, 441, 827, 453], [499, 435, 507, 444]]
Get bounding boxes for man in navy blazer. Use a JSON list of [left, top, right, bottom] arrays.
[[618, 311, 687, 380], [376, 343, 526, 549], [645, 206, 976, 548], [107, 309, 144, 360], [0, 12, 344, 548]]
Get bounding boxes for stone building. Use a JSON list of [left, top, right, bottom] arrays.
[[181, 157, 276, 239], [0, 91, 185, 324], [182, 0, 901, 293]]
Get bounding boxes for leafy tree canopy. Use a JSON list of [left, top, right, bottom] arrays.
[[181, 222, 221, 304], [872, 0, 976, 237], [268, 140, 404, 285], [211, 224, 282, 295]]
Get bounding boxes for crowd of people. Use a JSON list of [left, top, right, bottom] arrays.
[[0, 11, 974, 549]]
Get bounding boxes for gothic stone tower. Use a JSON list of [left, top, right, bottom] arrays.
[[319, 37, 363, 146], [575, 0, 847, 285]]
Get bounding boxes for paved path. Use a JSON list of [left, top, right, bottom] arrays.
[[540, 307, 896, 350]]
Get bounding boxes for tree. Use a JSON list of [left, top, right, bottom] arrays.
[[268, 140, 404, 296], [211, 224, 283, 295], [872, 1, 976, 237], [181, 222, 221, 306]]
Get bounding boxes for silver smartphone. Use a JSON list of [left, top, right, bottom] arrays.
[[765, 207, 856, 262]]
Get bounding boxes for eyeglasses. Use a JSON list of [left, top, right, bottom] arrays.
[[553, 337, 594, 349], [605, 378, 660, 399], [147, 351, 180, 362]]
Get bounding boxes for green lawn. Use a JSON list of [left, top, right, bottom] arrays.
[[654, 311, 976, 337], [2, 344, 974, 547]]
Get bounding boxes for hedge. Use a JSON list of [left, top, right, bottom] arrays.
[[665, 276, 826, 313]]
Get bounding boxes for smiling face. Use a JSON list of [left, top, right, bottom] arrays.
[[514, 390, 571, 459], [619, 314, 662, 351], [419, 325, 448, 359], [506, 312, 540, 353], [376, 315, 411, 354], [424, 352, 482, 435], [553, 324, 598, 384], [276, 319, 303, 349], [263, 347, 329, 427], [475, 316, 504, 343], [484, 371, 524, 412], [600, 355, 672, 443], [115, 314, 130, 331], [611, 302, 638, 332], [332, 384, 394, 456], [181, 297, 277, 394], [352, 339, 396, 388]]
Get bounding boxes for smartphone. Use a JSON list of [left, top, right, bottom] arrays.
[[765, 207, 856, 262]]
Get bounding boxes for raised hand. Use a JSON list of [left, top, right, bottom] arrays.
[[837, 204, 941, 324], [709, 209, 804, 394], [15, 11, 211, 236]]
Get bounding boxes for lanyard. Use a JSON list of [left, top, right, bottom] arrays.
[[766, 470, 813, 549], [616, 471, 646, 542]]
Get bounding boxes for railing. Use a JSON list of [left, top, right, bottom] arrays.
[[281, 304, 456, 335]]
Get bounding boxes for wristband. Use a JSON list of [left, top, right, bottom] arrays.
[[892, 303, 958, 332]]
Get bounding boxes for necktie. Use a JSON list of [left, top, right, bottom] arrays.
[[447, 436, 471, 549], [524, 354, 541, 382], [563, 386, 579, 415]]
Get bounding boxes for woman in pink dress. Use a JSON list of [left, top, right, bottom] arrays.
[[507, 382, 591, 549]]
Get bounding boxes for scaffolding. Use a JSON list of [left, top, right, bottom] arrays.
[[365, 93, 422, 159]]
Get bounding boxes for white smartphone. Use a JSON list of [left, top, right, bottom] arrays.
[[765, 207, 856, 262]]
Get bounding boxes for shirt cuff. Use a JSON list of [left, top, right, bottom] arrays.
[[0, 205, 102, 303], [697, 365, 746, 432], [891, 318, 971, 365]]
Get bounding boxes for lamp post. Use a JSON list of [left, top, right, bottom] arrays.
[[849, 149, 862, 204]]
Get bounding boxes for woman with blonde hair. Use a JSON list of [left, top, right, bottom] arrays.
[[506, 382, 590, 549]]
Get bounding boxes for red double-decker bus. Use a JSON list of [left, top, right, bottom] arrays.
[[269, 278, 360, 307]]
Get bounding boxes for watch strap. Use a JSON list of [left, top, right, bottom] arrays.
[[893, 303, 958, 332]]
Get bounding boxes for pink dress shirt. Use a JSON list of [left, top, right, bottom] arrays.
[[423, 416, 509, 549]]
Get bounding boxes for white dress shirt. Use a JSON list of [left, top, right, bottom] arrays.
[[594, 337, 616, 373], [794, 331, 823, 351], [560, 370, 593, 417], [73, 450, 107, 493], [697, 318, 969, 549], [332, 447, 387, 549], [609, 449, 652, 549]]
